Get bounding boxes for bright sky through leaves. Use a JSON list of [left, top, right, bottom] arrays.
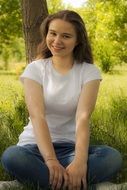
[[63, 0, 86, 8]]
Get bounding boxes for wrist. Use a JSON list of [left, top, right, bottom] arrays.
[[45, 157, 58, 163], [45, 158, 57, 162], [74, 156, 88, 165]]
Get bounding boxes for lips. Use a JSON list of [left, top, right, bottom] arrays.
[[52, 45, 64, 50]]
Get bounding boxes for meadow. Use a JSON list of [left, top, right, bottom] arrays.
[[0, 64, 127, 189]]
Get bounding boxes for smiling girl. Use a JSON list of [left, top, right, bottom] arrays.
[[1, 10, 122, 190]]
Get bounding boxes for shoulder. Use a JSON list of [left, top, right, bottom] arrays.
[[79, 62, 101, 76], [20, 58, 51, 85], [76, 62, 102, 84], [81, 62, 100, 72], [28, 58, 51, 70], [75, 61, 101, 75]]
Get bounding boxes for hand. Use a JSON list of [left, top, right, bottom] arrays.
[[66, 160, 87, 190], [46, 159, 68, 190]]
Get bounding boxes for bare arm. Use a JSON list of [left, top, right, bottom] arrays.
[[75, 79, 100, 164], [23, 78, 69, 189], [23, 78, 57, 161], [66, 79, 100, 190]]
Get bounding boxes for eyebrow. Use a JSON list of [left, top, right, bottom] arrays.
[[48, 29, 73, 36]]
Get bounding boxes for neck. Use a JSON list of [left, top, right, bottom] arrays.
[[51, 56, 74, 75], [52, 56, 74, 69]]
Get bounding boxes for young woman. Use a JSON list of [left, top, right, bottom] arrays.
[[1, 10, 122, 190]]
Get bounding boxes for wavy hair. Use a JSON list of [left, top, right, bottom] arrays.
[[37, 10, 93, 64]]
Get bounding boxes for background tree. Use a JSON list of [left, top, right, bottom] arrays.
[[21, 0, 48, 63], [0, 0, 126, 71]]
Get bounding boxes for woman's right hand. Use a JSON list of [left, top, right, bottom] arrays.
[[46, 159, 68, 190]]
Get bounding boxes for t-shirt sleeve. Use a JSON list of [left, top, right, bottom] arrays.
[[20, 61, 43, 86], [82, 64, 102, 85]]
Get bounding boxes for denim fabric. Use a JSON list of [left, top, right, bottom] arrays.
[[1, 142, 122, 189]]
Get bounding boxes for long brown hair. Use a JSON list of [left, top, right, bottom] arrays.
[[37, 10, 93, 64]]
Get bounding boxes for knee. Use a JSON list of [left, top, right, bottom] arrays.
[[1, 145, 25, 171], [104, 145, 122, 172], [2, 146, 16, 164]]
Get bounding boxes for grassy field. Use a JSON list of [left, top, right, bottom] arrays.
[[90, 65, 127, 183], [0, 64, 127, 189]]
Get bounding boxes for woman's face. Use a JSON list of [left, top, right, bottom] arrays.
[[46, 19, 77, 58]]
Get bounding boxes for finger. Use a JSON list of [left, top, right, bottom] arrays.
[[49, 167, 54, 185], [68, 175, 73, 190], [55, 170, 63, 190], [63, 172, 69, 189], [82, 178, 87, 190], [77, 179, 81, 190], [73, 178, 81, 190], [52, 168, 59, 189]]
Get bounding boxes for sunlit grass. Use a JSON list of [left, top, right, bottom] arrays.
[[90, 65, 127, 183]]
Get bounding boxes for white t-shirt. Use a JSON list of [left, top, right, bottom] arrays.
[[17, 58, 102, 146]]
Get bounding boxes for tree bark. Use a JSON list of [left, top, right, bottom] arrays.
[[21, 0, 48, 63]]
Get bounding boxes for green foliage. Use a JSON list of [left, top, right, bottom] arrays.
[[1, 45, 10, 70], [78, 0, 127, 72], [112, 1, 127, 64], [0, 39, 25, 70], [0, 0, 126, 71], [94, 40, 116, 72], [10, 38, 25, 62], [0, 0, 22, 45], [0, 0, 25, 68], [47, 0, 65, 14]]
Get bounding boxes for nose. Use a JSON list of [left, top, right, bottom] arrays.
[[53, 35, 62, 45]]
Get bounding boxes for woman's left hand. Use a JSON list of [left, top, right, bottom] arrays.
[[65, 159, 87, 190]]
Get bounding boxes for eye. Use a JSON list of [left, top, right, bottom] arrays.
[[49, 31, 56, 36], [63, 35, 71, 39]]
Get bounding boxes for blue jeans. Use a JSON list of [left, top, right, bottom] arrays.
[[1, 143, 122, 189]]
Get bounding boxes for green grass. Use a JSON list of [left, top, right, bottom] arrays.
[[0, 75, 28, 148], [90, 65, 127, 183], [0, 64, 127, 189]]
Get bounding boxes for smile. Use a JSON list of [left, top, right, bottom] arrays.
[[52, 46, 64, 50]]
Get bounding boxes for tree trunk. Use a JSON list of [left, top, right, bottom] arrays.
[[21, 0, 48, 63]]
